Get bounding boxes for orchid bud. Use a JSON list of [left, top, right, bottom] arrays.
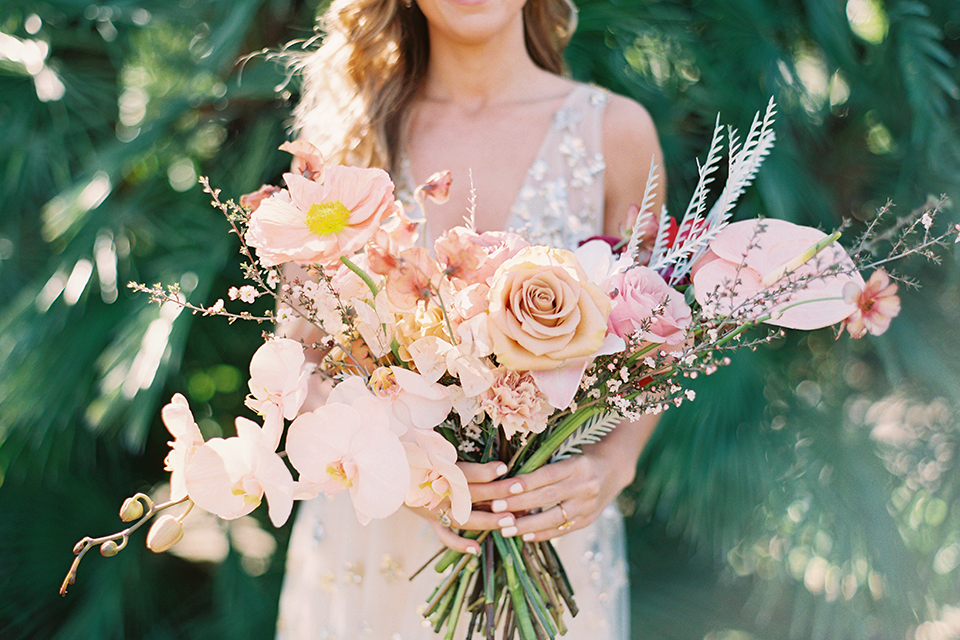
[[119, 497, 144, 522], [146, 515, 184, 553], [100, 540, 120, 557]]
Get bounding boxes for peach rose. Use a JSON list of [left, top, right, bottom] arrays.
[[487, 247, 611, 371]]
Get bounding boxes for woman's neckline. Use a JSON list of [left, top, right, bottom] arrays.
[[399, 83, 591, 238]]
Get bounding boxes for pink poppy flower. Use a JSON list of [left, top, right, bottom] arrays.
[[245, 167, 397, 268], [840, 270, 900, 338], [279, 140, 324, 180], [244, 338, 310, 449], [161, 393, 205, 502], [184, 417, 295, 527], [239, 184, 282, 213], [285, 401, 409, 525], [692, 219, 864, 330], [403, 428, 470, 525]]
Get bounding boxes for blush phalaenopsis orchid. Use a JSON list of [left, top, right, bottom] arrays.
[[184, 416, 294, 527], [244, 338, 311, 448], [840, 269, 901, 338], [403, 428, 471, 525], [284, 396, 409, 525], [368, 366, 453, 431], [245, 164, 398, 268], [691, 219, 864, 329], [161, 393, 206, 502]]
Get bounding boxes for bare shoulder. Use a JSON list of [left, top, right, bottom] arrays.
[[600, 93, 665, 236], [602, 93, 660, 171]]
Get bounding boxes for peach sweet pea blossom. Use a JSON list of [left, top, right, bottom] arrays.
[[839, 269, 901, 338], [161, 393, 205, 502], [244, 338, 310, 449], [184, 416, 294, 527], [692, 219, 864, 330], [403, 428, 471, 525], [607, 266, 692, 345], [245, 167, 397, 268], [487, 246, 611, 371], [285, 400, 409, 525], [480, 369, 553, 440]]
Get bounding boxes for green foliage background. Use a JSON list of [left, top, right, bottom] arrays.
[[1, 1, 958, 639]]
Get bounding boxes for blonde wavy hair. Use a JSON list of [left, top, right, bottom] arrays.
[[292, 0, 577, 173]]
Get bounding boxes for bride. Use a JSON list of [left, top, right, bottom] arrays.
[[275, 0, 664, 637]]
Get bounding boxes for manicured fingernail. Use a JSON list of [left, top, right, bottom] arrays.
[[509, 482, 523, 494], [498, 515, 515, 527], [501, 526, 518, 537], [522, 533, 535, 542], [466, 546, 479, 555], [491, 499, 508, 513], [495, 463, 507, 476]]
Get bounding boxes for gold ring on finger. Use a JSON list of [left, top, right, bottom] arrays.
[[557, 503, 574, 531]]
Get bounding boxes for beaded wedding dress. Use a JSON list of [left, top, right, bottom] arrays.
[[275, 84, 629, 640]]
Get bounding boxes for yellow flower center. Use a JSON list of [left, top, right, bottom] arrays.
[[305, 200, 350, 236], [326, 460, 354, 488]]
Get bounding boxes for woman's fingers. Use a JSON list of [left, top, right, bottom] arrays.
[[428, 520, 481, 555], [459, 460, 508, 483]]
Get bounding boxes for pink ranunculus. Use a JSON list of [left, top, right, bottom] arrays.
[[691, 219, 864, 330], [607, 266, 692, 345], [471, 231, 531, 283], [184, 416, 294, 527], [161, 393, 206, 502], [245, 167, 397, 268], [480, 368, 553, 440], [244, 338, 310, 449], [403, 428, 471, 525], [284, 400, 409, 525], [840, 269, 900, 338]]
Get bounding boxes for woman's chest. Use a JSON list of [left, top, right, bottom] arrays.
[[405, 100, 562, 235]]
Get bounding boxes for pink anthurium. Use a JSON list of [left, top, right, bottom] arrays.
[[692, 219, 864, 330]]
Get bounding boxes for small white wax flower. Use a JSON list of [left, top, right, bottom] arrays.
[[921, 212, 934, 230], [206, 299, 224, 314], [238, 285, 259, 303], [228, 286, 240, 300]]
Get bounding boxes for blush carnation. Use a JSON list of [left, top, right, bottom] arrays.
[[480, 369, 553, 440]]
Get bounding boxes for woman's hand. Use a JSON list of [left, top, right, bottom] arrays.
[[483, 413, 658, 542], [407, 460, 518, 555]]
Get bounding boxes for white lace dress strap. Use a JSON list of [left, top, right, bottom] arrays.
[[505, 83, 609, 249]]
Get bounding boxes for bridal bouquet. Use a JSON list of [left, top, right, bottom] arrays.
[[61, 100, 957, 640]]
